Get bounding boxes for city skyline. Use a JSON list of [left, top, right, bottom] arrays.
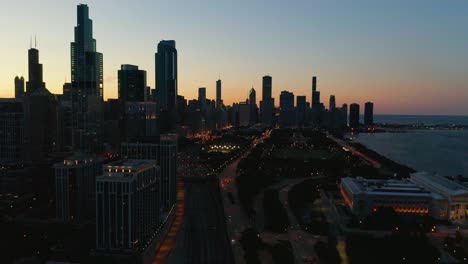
[[1, 0, 468, 115]]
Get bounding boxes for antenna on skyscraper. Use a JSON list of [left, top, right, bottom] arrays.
[[35, 35, 37, 48], [30, 36, 32, 49]]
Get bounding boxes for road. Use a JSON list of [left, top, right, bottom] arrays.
[[218, 132, 270, 264], [278, 178, 321, 264], [165, 178, 232, 264], [328, 134, 381, 168], [153, 180, 185, 264]]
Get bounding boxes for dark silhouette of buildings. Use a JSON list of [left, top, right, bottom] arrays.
[[349, 103, 360, 128], [311, 76, 322, 124], [261, 75, 273, 126], [118, 64, 147, 102], [55, 155, 103, 224], [26, 46, 45, 95], [364, 101, 374, 126], [296, 95, 307, 126], [155, 40, 177, 112], [311, 76, 320, 110], [71, 4, 104, 153], [341, 103, 348, 127], [249, 88, 258, 124], [96, 160, 160, 252], [0, 99, 25, 164], [216, 79, 222, 108], [14, 76, 24, 98], [329, 95, 336, 110], [198, 87, 206, 114], [280, 90, 295, 127], [155, 40, 178, 133]]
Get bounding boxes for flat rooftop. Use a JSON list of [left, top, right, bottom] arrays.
[[411, 172, 468, 196], [106, 159, 156, 171], [342, 177, 432, 197]]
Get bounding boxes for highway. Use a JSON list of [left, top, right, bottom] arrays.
[[328, 134, 381, 168], [165, 178, 232, 264]]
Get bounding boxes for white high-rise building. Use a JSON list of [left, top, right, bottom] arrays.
[[96, 160, 160, 252]]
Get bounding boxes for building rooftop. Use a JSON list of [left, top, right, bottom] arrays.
[[341, 177, 432, 197], [107, 159, 155, 170], [411, 172, 468, 197]]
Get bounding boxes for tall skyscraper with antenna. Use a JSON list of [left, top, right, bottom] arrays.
[[70, 4, 104, 153], [26, 37, 45, 95]]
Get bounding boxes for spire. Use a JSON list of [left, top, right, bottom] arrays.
[[34, 34, 37, 48], [30, 36, 32, 49]]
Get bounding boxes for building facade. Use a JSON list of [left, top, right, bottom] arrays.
[[55, 154, 103, 223], [349, 103, 360, 129], [96, 160, 160, 252], [71, 4, 104, 153], [341, 172, 468, 225], [118, 64, 147, 102]]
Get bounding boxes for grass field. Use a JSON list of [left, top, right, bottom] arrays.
[[272, 148, 333, 161]]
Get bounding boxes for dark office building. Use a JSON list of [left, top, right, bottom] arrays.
[[26, 48, 45, 95], [24, 87, 57, 163], [280, 90, 295, 127], [124, 102, 158, 142], [155, 40, 177, 111], [349, 103, 360, 129], [70, 4, 104, 153], [296, 95, 307, 126], [329, 95, 336, 110], [155, 40, 177, 133], [62, 82, 72, 101], [198, 87, 206, 113], [15, 76, 25, 98], [96, 160, 160, 254], [364, 102, 374, 126], [341, 103, 348, 127], [55, 155, 103, 224], [261, 75, 273, 126], [118, 64, 147, 102], [0, 99, 25, 164], [311, 76, 320, 110], [216, 79, 222, 108]]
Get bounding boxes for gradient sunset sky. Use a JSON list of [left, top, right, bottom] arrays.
[[1, 0, 467, 115]]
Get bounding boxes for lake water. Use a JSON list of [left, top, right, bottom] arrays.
[[355, 129, 468, 177], [372, 115, 468, 126]]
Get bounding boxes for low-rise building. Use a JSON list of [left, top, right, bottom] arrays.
[[341, 172, 468, 225]]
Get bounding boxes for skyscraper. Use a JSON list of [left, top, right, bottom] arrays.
[[0, 99, 24, 164], [341, 103, 348, 126], [329, 95, 336, 110], [311, 76, 320, 110], [198, 87, 206, 113], [364, 102, 374, 126], [118, 64, 147, 102], [55, 154, 103, 223], [216, 79, 222, 109], [26, 47, 45, 95], [296, 95, 307, 126], [249, 88, 258, 124], [349, 103, 360, 129], [96, 160, 160, 252], [249, 87, 256, 106], [120, 134, 177, 213], [155, 40, 177, 112], [280, 90, 295, 127], [261, 75, 273, 126], [70, 4, 104, 153], [14, 76, 24, 98]]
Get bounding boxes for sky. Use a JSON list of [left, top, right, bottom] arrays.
[[0, 0, 467, 115]]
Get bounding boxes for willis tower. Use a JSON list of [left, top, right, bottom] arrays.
[[71, 4, 104, 153]]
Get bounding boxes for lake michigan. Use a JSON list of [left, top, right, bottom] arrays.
[[354, 115, 468, 177]]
